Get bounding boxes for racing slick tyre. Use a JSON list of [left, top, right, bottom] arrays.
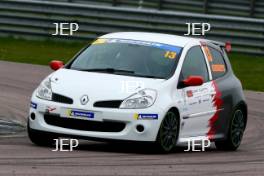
[[156, 111, 179, 153], [215, 107, 246, 151], [27, 119, 56, 146]]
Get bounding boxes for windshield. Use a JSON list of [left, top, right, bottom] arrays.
[[69, 38, 182, 79]]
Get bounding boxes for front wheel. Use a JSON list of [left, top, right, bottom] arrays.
[[156, 111, 179, 152], [215, 108, 246, 151]]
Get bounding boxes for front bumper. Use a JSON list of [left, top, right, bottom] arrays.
[[29, 95, 166, 142]]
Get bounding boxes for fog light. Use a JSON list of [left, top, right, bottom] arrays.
[[30, 113, 36, 120], [136, 124, 144, 133]]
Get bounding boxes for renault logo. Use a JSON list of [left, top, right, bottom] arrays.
[[80, 95, 89, 105]]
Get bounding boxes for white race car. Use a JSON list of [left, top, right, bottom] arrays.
[[28, 32, 247, 152]]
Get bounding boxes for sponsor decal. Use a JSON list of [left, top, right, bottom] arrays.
[[91, 38, 182, 53], [199, 87, 208, 92], [207, 81, 223, 140], [202, 98, 210, 102], [92, 38, 107, 45], [202, 45, 213, 62], [67, 109, 94, 119], [30, 102, 37, 109], [134, 113, 158, 120], [186, 90, 193, 97], [189, 101, 198, 106], [211, 64, 225, 72], [46, 106, 56, 113]]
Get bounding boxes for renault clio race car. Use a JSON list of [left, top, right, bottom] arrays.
[[28, 32, 247, 152]]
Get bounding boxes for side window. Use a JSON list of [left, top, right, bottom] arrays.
[[208, 47, 227, 79], [180, 46, 209, 82]]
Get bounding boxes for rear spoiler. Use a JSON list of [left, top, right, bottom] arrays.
[[201, 39, 232, 53]]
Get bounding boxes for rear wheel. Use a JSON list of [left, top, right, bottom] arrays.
[[215, 108, 246, 150], [27, 119, 56, 146], [156, 111, 179, 152]]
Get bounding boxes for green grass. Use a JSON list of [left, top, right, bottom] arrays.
[[230, 54, 264, 92], [0, 37, 263, 91], [0, 37, 86, 65]]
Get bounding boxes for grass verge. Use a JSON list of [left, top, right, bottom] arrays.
[[0, 37, 263, 91]]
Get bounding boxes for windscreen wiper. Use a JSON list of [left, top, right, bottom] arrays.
[[131, 74, 164, 79], [79, 68, 135, 74], [79, 68, 164, 79]]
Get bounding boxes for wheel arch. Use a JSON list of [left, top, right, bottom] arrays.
[[224, 100, 248, 139], [168, 107, 180, 118], [155, 106, 181, 140], [235, 101, 248, 125], [166, 107, 181, 126]]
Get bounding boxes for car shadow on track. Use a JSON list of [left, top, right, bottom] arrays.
[[74, 140, 218, 154], [23, 134, 221, 154]]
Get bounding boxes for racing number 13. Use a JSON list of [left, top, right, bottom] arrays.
[[164, 51, 176, 59]]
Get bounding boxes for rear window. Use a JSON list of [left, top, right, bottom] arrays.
[[207, 47, 227, 79]]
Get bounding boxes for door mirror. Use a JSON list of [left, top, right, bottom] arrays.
[[182, 76, 204, 87], [49, 60, 64, 71]]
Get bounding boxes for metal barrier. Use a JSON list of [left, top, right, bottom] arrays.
[[36, 0, 264, 19], [0, 0, 264, 55]]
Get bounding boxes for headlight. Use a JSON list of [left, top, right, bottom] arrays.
[[36, 78, 52, 100], [120, 89, 157, 109]]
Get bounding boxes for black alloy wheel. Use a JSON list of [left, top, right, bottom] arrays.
[[156, 111, 179, 152]]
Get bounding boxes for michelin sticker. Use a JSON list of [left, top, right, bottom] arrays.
[[30, 102, 37, 109], [134, 113, 158, 120], [67, 109, 94, 119]]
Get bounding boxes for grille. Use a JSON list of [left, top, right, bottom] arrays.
[[52, 93, 73, 104], [94, 100, 122, 108], [44, 114, 126, 132]]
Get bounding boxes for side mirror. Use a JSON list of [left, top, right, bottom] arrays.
[[49, 60, 64, 71], [182, 76, 204, 87]]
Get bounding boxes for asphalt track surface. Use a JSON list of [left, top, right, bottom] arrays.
[[0, 61, 263, 176]]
